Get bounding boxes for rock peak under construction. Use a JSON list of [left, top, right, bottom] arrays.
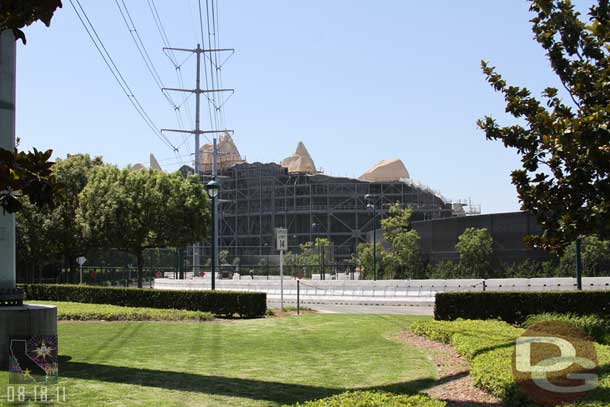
[[280, 141, 317, 174]]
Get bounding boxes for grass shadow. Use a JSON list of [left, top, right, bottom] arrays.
[[59, 357, 438, 405]]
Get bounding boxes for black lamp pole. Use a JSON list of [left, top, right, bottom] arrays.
[[312, 223, 323, 280], [576, 237, 583, 290], [206, 180, 220, 290], [210, 194, 216, 290]]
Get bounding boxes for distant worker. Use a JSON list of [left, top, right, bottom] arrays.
[[249, 269, 254, 279]]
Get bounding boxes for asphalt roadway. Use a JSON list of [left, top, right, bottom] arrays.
[[267, 300, 434, 315]]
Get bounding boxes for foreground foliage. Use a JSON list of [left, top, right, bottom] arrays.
[[284, 391, 445, 407], [29, 300, 214, 321], [0, 1, 62, 213], [478, 0, 610, 251], [412, 319, 610, 406]]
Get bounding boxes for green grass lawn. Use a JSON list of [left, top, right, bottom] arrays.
[[0, 314, 433, 407]]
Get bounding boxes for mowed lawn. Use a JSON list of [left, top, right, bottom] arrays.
[[0, 314, 434, 407]]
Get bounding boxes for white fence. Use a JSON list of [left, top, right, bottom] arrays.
[[153, 277, 610, 307]]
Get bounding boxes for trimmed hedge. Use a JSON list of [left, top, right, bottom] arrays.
[[21, 284, 266, 318], [412, 319, 610, 407], [283, 391, 445, 407], [28, 300, 214, 321], [435, 291, 610, 324]]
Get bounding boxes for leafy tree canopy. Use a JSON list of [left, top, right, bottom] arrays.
[[478, 0, 610, 251], [77, 167, 210, 287], [0, 0, 62, 44]]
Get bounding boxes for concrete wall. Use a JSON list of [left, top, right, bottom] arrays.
[[154, 277, 610, 306]]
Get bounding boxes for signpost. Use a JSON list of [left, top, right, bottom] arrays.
[[276, 228, 288, 309], [76, 256, 87, 284]]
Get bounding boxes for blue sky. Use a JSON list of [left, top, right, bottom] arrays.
[[15, 1, 594, 213]]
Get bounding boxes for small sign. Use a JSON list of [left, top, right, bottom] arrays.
[[275, 228, 288, 251], [76, 256, 87, 266]]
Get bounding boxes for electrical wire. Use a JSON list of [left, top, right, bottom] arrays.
[[114, 0, 178, 109], [69, 0, 177, 152]]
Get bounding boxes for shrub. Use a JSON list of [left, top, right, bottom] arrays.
[[523, 313, 610, 345], [435, 291, 610, 324], [411, 319, 610, 406], [456, 227, 494, 278], [427, 260, 460, 279], [283, 391, 445, 407], [21, 284, 266, 318], [29, 300, 214, 321]]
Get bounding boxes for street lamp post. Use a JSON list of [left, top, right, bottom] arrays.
[[576, 237, 583, 291], [365, 194, 377, 281], [205, 180, 219, 290], [263, 242, 269, 279]]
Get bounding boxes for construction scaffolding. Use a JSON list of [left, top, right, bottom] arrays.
[[190, 161, 453, 263]]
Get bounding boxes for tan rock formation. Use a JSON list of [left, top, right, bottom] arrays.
[[199, 133, 245, 173], [359, 159, 410, 182], [281, 142, 317, 174], [150, 153, 162, 171]]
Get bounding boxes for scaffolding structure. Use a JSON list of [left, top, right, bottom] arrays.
[[190, 162, 453, 262]]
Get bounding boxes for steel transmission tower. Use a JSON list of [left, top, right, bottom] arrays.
[[161, 44, 234, 279]]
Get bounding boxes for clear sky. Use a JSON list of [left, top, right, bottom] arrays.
[[14, 1, 594, 214]]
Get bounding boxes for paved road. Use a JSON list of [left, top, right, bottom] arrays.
[[267, 300, 433, 315]]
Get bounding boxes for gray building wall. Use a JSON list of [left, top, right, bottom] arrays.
[[367, 211, 551, 264], [410, 211, 550, 264]]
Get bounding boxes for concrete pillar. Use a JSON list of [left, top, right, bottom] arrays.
[[0, 33, 57, 372], [0, 305, 57, 369], [0, 30, 17, 290]]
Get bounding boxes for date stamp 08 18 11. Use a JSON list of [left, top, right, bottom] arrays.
[[1, 385, 67, 404]]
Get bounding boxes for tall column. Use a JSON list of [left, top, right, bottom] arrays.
[[0, 31, 16, 290]]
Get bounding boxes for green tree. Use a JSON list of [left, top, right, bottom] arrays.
[[478, 0, 610, 252], [48, 154, 103, 275], [559, 235, 610, 276], [15, 197, 54, 282], [381, 203, 424, 279], [356, 242, 386, 280], [285, 238, 331, 277], [455, 227, 494, 278], [15, 154, 102, 280], [77, 167, 210, 288]]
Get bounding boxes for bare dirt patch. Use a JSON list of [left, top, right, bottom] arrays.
[[399, 331, 502, 407]]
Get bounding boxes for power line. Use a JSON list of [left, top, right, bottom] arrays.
[[68, 0, 178, 152], [114, 0, 178, 109], [198, 0, 218, 134], [114, 0, 188, 166], [146, 0, 197, 155]]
